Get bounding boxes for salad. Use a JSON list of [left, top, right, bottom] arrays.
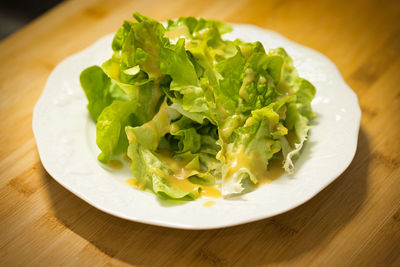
[[80, 12, 316, 200]]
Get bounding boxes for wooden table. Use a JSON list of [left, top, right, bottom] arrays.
[[1, 0, 399, 266]]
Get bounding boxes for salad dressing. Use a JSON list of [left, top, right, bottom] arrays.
[[256, 158, 285, 185], [224, 146, 252, 180], [249, 151, 285, 184], [163, 173, 201, 195], [125, 178, 146, 190], [286, 131, 297, 148], [149, 81, 163, 118], [123, 153, 132, 163], [156, 150, 222, 198], [157, 102, 171, 133], [156, 150, 191, 174], [239, 68, 255, 101], [143, 120, 159, 149], [125, 178, 138, 187], [107, 159, 123, 170], [203, 201, 215, 208], [139, 101, 170, 149], [224, 146, 284, 185], [200, 187, 221, 198]]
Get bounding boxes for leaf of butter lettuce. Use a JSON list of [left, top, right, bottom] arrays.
[[125, 101, 201, 199], [80, 65, 114, 121], [220, 97, 294, 195], [125, 99, 221, 199], [111, 12, 168, 78], [280, 106, 310, 173], [102, 12, 168, 123], [280, 79, 316, 173], [271, 48, 316, 174], [213, 42, 283, 127], [164, 16, 239, 125], [125, 101, 171, 151], [80, 65, 145, 163], [96, 100, 144, 163], [160, 38, 216, 123], [127, 141, 199, 199], [166, 16, 232, 37], [80, 65, 130, 121], [95, 15, 172, 164]]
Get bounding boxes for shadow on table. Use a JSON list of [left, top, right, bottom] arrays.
[[41, 127, 370, 266]]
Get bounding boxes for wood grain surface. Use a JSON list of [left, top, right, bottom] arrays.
[[1, 0, 399, 266]]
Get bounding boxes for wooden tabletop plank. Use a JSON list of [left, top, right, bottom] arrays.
[[1, 0, 399, 266]]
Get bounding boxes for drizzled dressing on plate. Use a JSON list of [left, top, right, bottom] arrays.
[[125, 149, 284, 205]]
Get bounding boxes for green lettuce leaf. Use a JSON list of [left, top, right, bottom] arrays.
[[112, 20, 135, 52], [80, 65, 113, 121], [125, 101, 171, 151], [96, 100, 143, 163], [280, 111, 310, 173], [127, 142, 199, 199], [160, 38, 216, 123], [220, 97, 294, 195], [280, 82, 315, 173]]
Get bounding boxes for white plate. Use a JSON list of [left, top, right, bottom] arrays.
[[33, 24, 361, 229]]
